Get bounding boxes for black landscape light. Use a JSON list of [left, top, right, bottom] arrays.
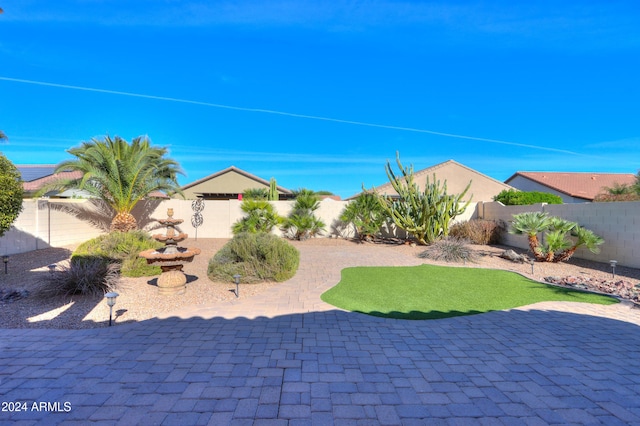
[[2, 255, 8, 274], [48, 264, 57, 274]]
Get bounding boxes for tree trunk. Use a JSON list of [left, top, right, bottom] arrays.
[[528, 234, 547, 261], [555, 246, 577, 263], [110, 212, 138, 232]]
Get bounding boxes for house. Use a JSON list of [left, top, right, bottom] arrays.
[[505, 171, 637, 203], [179, 166, 294, 200], [353, 159, 512, 202], [18, 165, 86, 198], [17, 165, 168, 199]]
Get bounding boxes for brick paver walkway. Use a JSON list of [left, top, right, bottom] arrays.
[[1, 243, 640, 425]]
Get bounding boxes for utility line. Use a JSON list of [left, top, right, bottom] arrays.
[[0, 76, 583, 155]]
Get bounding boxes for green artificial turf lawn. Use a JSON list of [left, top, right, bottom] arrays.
[[320, 264, 618, 320]]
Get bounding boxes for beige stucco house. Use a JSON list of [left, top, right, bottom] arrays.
[[357, 159, 512, 202], [179, 166, 294, 200]]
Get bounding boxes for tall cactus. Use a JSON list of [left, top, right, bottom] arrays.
[[268, 177, 279, 201], [373, 153, 471, 245]]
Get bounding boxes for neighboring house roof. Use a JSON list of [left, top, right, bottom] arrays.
[[505, 172, 637, 201], [20, 167, 169, 199], [16, 164, 58, 182], [181, 166, 293, 199], [22, 171, 83, 193], [353, 159, 512, 202]]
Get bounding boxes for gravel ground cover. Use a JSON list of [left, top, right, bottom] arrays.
[[0, 237, 638, 329]]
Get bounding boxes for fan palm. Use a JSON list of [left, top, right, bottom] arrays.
[[509, 212, 553, 261], [43, 135, 184, 232]]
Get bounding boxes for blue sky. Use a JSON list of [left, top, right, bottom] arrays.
[[1, 1, 639, 198]]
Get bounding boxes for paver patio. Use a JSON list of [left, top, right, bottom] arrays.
[[1, 243, 639, 425]]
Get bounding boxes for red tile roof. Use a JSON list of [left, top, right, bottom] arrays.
[[506, 172, 637, 201], [22, 171, 83, 192]]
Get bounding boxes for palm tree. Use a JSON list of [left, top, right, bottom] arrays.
[[0, 130, 7, 141], [44, 135, 184, 232], [509, 212, 552, 261]]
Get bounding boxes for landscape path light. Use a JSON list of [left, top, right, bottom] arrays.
[[610, 260, 618, 279], [2, 255, 8, 274], [48, 264, 56, 274], [233, 274, 241, 298], [105, 292, 119, 326]]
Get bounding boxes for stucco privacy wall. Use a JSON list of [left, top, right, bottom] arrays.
[[0, 199, 479, 255], [479, 201, 640, 268]]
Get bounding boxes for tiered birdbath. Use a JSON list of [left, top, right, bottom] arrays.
[[139, 208, 201, 295]]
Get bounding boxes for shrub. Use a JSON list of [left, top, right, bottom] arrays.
[[510, 212, 604, 262], [73, 230, 163, 277], [282, 189, 325, 240], [40, 258, 120, 298], [418, 237, 477, 263], [208, 232, 300, 283], [594, 193, 640, 202], [494, 189, 562, 205], [0, 153, 24, 238], [339, 192, 388, 241], [232, 198, 283, 234], [449, 219, 505, 245]]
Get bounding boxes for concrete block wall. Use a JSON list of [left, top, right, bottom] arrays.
[[479, 201, 640, 268]]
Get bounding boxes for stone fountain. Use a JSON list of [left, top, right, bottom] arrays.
[[139, 208, 201, 295]]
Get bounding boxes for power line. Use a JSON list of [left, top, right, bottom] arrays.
[[0, 76, 583, 155]]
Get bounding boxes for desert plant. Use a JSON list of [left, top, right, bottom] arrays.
[[449, 219, 505, 245], [208, 232, 300, 283], [594, 193, 640, 202], [372, 153, 471, 245], [282, 189, 325, 240], [232, 198, 283, 234], [417, 237, 477, 263], [494, 189, 563, 205], [73, 230, 163, 277], [268, 178, 279, 201], [339, 192, 389, 241], [38, 135, 184, 232], [510, 212, 604, 262], [243, 188, 269, 200], [0, 153, 23, 238], [40, 258, 120, 298]]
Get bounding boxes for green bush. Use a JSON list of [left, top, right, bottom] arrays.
[[0, 153, 24, 238], [40, 258, 120, 298], [282, 189, 325, 240], [73, 230, 163, 277], [232, 198, 283, 234], [208, 232, 300, 283], [339, 192, 388, 241], [494, 189, 562, 205], [418, 237, 477, 263], [449, 219, 505, 245]]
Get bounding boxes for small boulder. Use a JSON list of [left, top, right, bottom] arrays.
[[499, 249, 531, 263]]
